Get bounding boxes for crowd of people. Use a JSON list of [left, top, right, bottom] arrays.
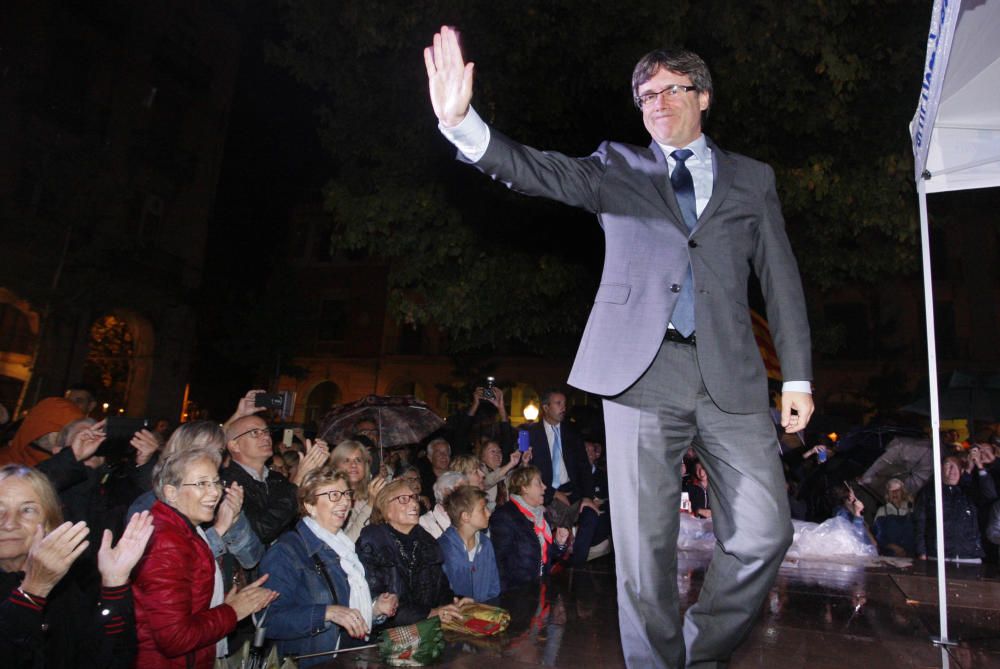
[[4, 382, 1000, 668], [0, 385, 609, 668]]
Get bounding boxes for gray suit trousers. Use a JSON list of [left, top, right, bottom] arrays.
[[603, 339, 793, 669]]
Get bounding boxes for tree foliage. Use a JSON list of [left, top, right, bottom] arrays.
[[273, 0, 929, 353]]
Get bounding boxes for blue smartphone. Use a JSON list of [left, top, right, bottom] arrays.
[[517, 430, 530, 452]]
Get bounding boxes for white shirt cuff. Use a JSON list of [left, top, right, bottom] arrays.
[[438, 106, 491, 162], [782, 381, 812, 394]]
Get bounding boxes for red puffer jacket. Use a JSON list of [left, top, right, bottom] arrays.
[[133, 501, 238, 668]]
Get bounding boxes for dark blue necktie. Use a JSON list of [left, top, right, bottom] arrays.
[[669, 149, 697, 336]]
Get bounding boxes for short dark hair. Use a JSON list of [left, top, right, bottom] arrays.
[[444, 485, 487, 526], [631, 48, 713, 118], [540, 389, 565, 407]]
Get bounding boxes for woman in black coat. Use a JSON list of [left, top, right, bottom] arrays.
[[357, 479, 470, 627], [488, 466, 569, 592]]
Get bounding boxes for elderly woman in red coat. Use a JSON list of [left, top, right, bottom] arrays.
[[133, 447, 277, 668]]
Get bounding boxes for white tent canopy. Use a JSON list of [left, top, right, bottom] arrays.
[[912, 0, 1000, 192], [909, 1, 1000, 667]]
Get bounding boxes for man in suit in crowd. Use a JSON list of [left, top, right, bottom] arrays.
[[526, 389, 609, 564], [424, 26, 813, 668]]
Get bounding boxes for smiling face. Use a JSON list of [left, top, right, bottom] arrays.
[[335, 447, 368, 486], [385, 491, 421, 533], [0, 478, 46, 571], [638, 67, 709, 148], [304, 478, 352, 535], [164, 458, 222, 525]]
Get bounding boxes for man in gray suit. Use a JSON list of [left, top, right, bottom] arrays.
[[425, 26, 814, 668]]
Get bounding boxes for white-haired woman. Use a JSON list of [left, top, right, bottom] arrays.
[[419, 471, 467, 539], [133, 448, 277, 668]]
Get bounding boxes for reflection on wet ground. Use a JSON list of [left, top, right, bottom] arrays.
[[313, 553, 1000, 668]]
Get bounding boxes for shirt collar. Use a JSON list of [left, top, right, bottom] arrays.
[[235, 459, 269, 483], [657, 133, 710, 164]]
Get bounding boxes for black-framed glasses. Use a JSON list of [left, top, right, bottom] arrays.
[[315, 489, 354, 503], [232, 426, 271, 441], [389, 493, 417, 505], [180, 479, 224, 492], [635, 84, 698, 108]]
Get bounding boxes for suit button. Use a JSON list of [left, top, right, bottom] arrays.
[[688, 239, 698, 248], [670, 284, 681, 293]]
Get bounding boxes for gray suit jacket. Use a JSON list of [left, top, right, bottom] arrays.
[[468, 130, 811, 413]]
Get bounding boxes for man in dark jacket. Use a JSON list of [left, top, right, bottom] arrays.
[[221, 416, 298, 545], [526, 390, 609, 564]]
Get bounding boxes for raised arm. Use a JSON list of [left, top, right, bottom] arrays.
[[424, 25, 474, 127]]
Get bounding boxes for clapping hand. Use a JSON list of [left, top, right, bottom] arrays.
[[98, 510, 154, 587], [292, 439, 330, 485], [20, 521, 90, 597], [225, 574, 278, 621], [213, 481, 245, 536]]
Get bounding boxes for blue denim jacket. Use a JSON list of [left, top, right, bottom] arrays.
[[259, 520, 352, 667], [438, 526, 501, 602]]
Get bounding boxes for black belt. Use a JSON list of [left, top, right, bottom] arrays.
[[665, 328, 696, 345]]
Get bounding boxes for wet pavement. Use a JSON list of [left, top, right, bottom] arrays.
[[311, 552, 1000, 668]]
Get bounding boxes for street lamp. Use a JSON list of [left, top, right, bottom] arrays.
[[523, 402, 539, 422]]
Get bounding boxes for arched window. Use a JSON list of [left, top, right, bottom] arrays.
[[305, 381, 342, 427], [81, 314, 135, 414], [0, 303, 34, 355]]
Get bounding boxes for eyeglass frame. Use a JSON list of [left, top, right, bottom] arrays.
[[388, 493, 418, 506], [232, 426, 271, 441], [314, 488, 355, 503], [179, 479, 224, 493], [634, 84, 699, 109]]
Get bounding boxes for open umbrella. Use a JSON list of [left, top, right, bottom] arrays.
[[317, 395, 444, 459]]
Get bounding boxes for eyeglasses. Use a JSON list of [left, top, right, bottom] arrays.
[[180, 479, 224, 492], [233, 426, 270, 441], [635, 84, 698, 108], [389, 494, 417, 505], [401, 477, 421, 489], [315, 489, 354, 503]]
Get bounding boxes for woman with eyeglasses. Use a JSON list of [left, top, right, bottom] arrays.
[[357, 479, 471, 626], [260, 468, 398, 667], [126, 421, 263, 576], [133, 447, 278, 668]]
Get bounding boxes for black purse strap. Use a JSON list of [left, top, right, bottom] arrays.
[[298, 527, 340, 605]]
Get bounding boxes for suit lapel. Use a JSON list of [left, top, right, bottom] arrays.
[[698, 136, 735, 227], [648, 141, 690, 235]]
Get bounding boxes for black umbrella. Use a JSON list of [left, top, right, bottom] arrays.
[[902, 370, 1000, 424]]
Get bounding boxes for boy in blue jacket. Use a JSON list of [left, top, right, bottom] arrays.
[[438, 485, 501, 602]]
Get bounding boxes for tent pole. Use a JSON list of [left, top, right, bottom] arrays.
[[918, 179, 952, 668]]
